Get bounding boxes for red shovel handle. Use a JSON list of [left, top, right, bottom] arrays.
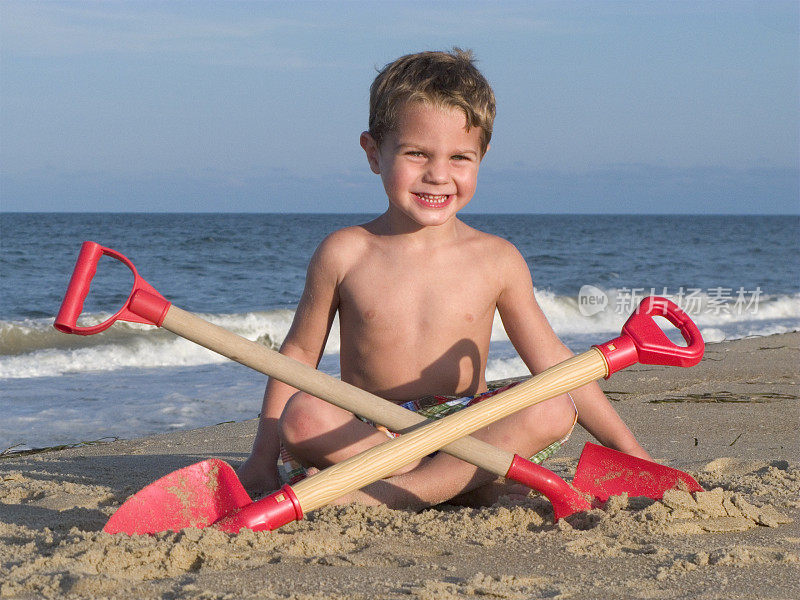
[[54, 241, 171, 335], [594, 296, 704, 377]]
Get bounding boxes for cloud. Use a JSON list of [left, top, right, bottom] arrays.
[[477, 164, 800, 214], [1, 1, 329, 69], [2, 163, 797, 214], [1, 1, 575, 63]]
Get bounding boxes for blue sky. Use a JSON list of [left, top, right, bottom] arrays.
[[1, 1, 798, 213]]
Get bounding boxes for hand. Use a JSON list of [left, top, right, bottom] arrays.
[[237, 453, 281, 497]]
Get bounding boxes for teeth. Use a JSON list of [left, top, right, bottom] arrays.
[[415, 193, 449, 205]]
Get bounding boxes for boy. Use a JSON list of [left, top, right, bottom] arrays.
[[238, 49, 650, 508]]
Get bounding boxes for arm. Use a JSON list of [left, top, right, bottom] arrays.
[[237, 234, 344, 493], [495, 243, 651, 460]]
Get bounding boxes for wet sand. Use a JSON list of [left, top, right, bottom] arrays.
[[1, 332, 798, 599]]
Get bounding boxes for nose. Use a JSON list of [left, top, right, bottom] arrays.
[[422, 157, 450, 185]]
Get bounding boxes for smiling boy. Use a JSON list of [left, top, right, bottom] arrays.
[[238, 49, 650, 508]]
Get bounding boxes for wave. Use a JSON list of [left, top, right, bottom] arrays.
[[0, 310, 295, 379], [537, 287, 800, 332], [2, 291, 798, 380]]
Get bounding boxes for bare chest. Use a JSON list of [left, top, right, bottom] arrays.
[[336, 251, 500, 396], [342, 254, 496, 336]]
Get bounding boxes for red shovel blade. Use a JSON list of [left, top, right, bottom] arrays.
[[103, 459, 251, 535], [572, 442, 703, 502]]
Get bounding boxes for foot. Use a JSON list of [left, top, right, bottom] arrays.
[[448, 479, 532, 507], [237, 454, 280, 497]]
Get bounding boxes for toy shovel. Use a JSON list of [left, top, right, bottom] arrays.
[[55, 242, 704, 534]]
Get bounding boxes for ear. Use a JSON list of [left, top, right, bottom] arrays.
[[360, 131, 381, 174]]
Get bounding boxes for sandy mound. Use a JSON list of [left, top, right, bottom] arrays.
[[1, 456, 797, 599], [2, 333, 798, 598]]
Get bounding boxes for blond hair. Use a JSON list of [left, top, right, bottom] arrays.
[[368, 48, 496, 155]]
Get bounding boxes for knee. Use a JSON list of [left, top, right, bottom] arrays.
[[279, 392, 332, 448], [523, 394, 576, 442]]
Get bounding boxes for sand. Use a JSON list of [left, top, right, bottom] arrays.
[[1, 332, 798, 599]]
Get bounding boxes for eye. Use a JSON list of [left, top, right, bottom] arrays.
[[451, 154, 471, 161], [406, 151, 425, 157]]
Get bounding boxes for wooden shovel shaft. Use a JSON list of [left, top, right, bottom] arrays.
[[162, 305, 607, 514], [291, 349, 608, 512], [161, 306, 529, 477]]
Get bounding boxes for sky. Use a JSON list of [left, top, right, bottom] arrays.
[[1, 0, 798, 214]]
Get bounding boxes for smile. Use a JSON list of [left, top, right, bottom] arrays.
[[413, 193, 452, 208]]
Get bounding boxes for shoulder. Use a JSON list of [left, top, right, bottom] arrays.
[[316, 225, 370, 253], [308, 225, 371, 278], [460, 223, 526, 266], [463, 226, 534, 296], [455, 224, 531, 293]]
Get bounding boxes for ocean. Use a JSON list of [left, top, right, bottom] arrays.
[[1, 213, 798, 451]]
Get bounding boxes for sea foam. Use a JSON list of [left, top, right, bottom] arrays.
[[2, 291, 797, 381]]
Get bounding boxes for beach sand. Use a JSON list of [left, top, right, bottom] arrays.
[[1, 332, 798, 599]]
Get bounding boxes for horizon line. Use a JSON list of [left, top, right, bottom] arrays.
[[2, 211, 799, 217]]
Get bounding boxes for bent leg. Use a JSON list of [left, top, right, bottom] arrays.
[[337, 393, 578, 510], [279, 391, 423, 475]]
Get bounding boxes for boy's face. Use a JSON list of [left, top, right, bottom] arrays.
[[360, 101, 486, 230]]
